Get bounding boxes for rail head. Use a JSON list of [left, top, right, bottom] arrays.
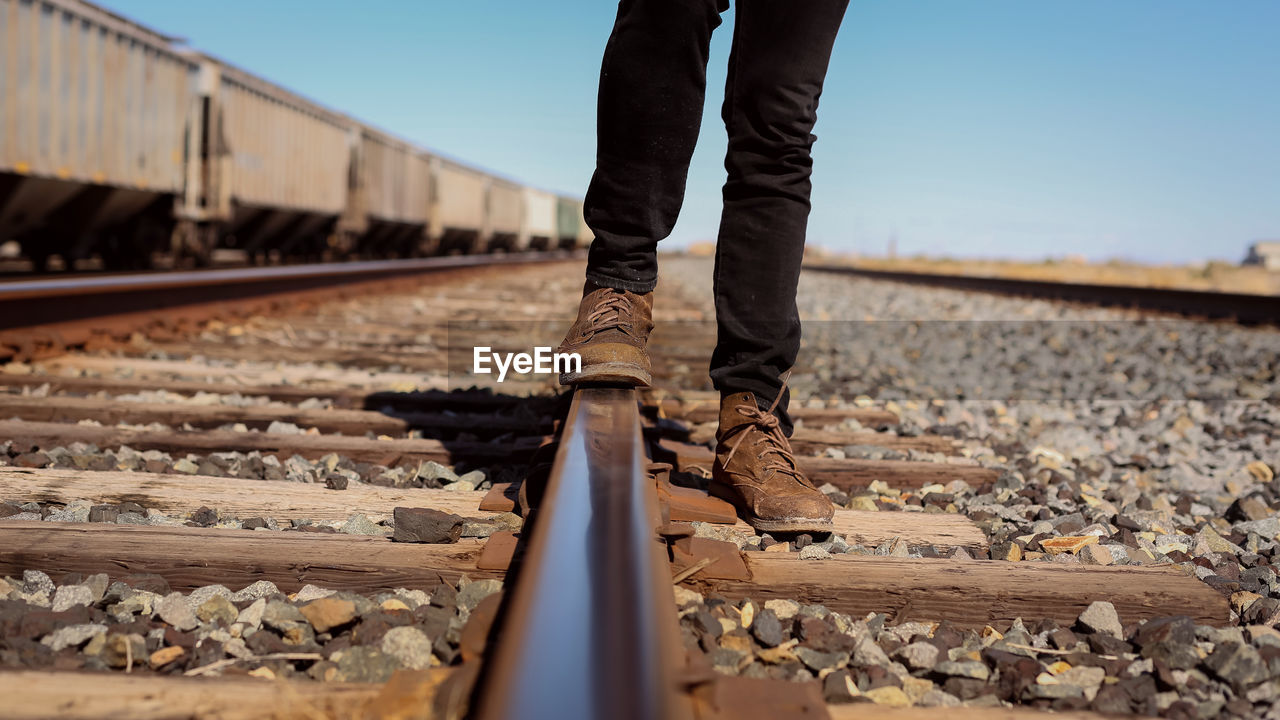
[[476, 388, 690, 720]]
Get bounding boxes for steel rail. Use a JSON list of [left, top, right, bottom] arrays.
[[0, 251, 577, 331], [805, 264, 1280, 325], [476, 387, 690, 720]]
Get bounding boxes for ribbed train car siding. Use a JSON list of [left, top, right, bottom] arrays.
[[360, 128, 430, 225], [556, 196, 580, 246], [487, 177, 523, 241], [521, 187, 556, 246], [431, 157, 485, 238], [0, 0, 193, 192], [214, 63, 349, 214]]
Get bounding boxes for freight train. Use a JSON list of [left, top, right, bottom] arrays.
[[0, 0, 590, 270]]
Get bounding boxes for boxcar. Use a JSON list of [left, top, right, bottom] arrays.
[[428, 156, 486, 253], [520, 187, 556, 250], [351, 125, 431, 256], [486, 176, 523, 251], [556, 196, 583, 249], [193, 55, 353, 260], [0, 0, 197, 267]]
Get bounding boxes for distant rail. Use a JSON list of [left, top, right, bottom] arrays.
[[0, 252, 578, 332], [476, 387, 690, 720], [805, 264, 1280, 325]]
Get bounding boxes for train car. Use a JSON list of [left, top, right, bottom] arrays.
[[184, 55, 354, 262], [349, 125, 431, 257], [2, 0, 567, 269], [428, 156, 486, 254], [485, 176, 523, 252], [556, 196, 583, 250], [521, 187, 557, 250], [0, 0, 198, 269]]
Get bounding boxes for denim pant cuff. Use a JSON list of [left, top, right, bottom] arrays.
[[586, 269, 657, 294]]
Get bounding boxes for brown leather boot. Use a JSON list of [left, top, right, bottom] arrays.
[[556, 280, 654, 386], [710, 390, 834, 533]]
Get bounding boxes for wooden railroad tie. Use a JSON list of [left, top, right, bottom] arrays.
[[0, 521, 1228, 630]]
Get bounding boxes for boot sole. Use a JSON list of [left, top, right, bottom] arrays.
[[708, 481, 834, 534], [558, 362, 652, 387]]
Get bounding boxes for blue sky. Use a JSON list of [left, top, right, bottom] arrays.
[[110, 0, 1279, 263]]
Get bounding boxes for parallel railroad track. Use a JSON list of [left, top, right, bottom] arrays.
[[805, 264, 1280, 325], [0, 255, 1268, 719]]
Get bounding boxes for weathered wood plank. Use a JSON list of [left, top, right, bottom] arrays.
[[0, 394, 550, 437], [0, 420, 540, 466], [688, 553, 1230, 629], [0, 521, 497, 593], [0, 467, 986, 549], [39, 355, 451, 391], [789, 428, 960, 456], [661, 439, 998, 490], [0, 467, 499, 524], [0, 670, 387, 720], [0, 371, 552, 413]]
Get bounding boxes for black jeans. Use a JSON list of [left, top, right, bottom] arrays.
[[582, 0, 848, 432]]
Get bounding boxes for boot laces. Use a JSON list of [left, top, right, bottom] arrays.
[[584, 291, 635, 337], [723, 381, 801, 481]]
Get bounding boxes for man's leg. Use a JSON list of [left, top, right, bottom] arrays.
[[709, 0, 849, 533], [583, 0, 729, 293], [709, 0, 849, 430], [559, 0, 728, 386]]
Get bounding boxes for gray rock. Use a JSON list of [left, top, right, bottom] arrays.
[[156, 593, 198, 631], [262, 600, 306, 630], [799, 545, 832, 560], [1205, 642, 1268, 690], [197, 595, 238, 626], [187, 584, 232, 608], [294, 584, 336, 603], [340, 513, 385, 536], [23, 570, 54, 596], [380, 626, 434, 670], [894, 641, 940, 671], [1077, 601, 1123, 639], [415, 461, 458, 483], [116, 512, 148, 525], [852, 635, 890, 667], [934, 660, 990, 681], [236, 598, 267, 629], [172, 458, 200, 474], [795, 647, 849, 673], [457, 579, 503, 611], [230, 580, 280, 603], [51, 584, 94, 612], [47, 500, 92, 523], [335, 646, 400, 683], [41, 623, 106, 651], [1236, 518, 1280, 539], [1026, 683, 1085, 700], [752, 610, 785, 648], [392, 507, 463, 544], [764, 600, 801, 620], [461, 520, 501, 538], [83, 573, 110, 603], [919, 689, 963, 707]]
